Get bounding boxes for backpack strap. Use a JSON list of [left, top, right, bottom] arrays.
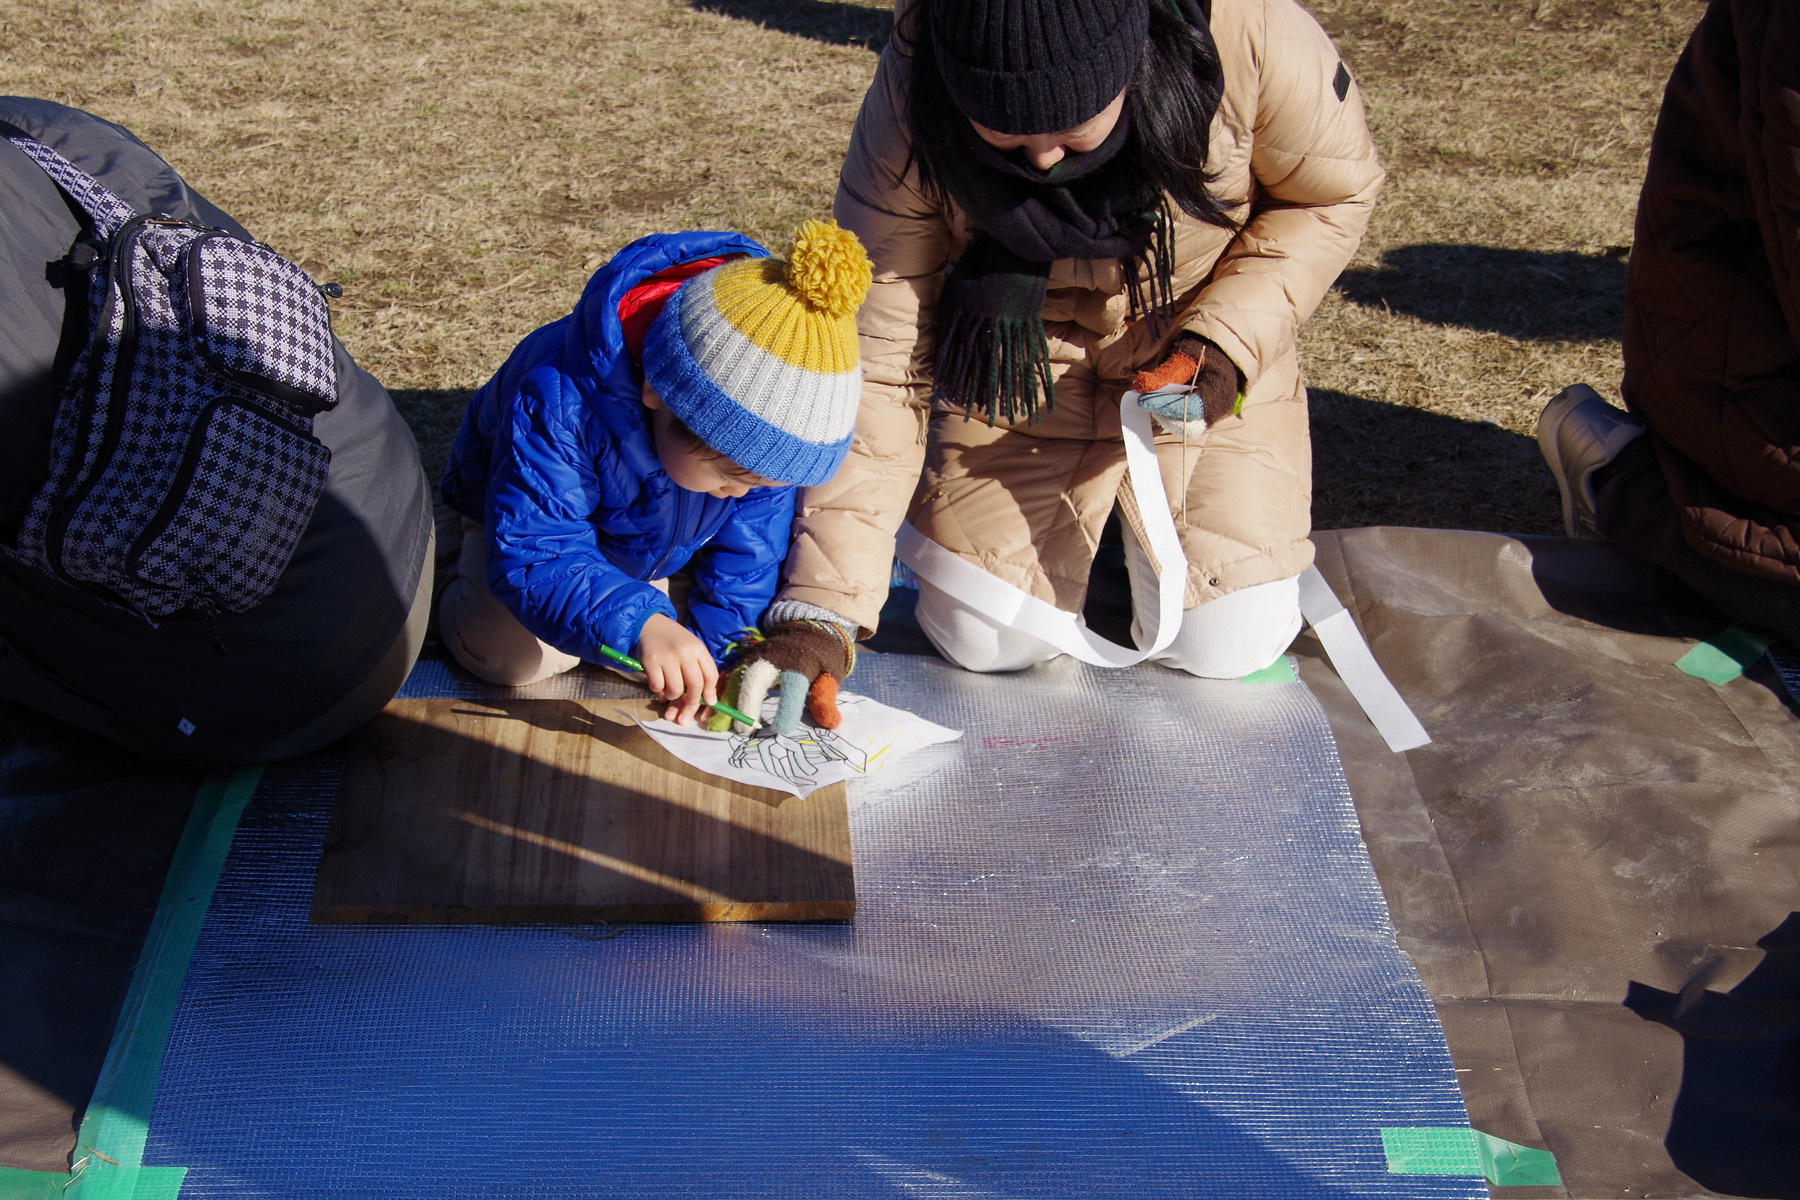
[[6, 134, 139, 238]]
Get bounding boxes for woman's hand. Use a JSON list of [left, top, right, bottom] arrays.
[[636, 614, 719, 726], [1132, 334, 1243, 439]]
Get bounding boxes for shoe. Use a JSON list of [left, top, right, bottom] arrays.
[[1537, 384, 1644, 539]]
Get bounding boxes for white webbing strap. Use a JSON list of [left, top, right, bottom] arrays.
[[1298, 566, 1431, 752], [897, 390, 1431, 752], [896, 391, 1188, 668]]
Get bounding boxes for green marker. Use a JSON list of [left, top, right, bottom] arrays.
[[598, 644, 761, 730]]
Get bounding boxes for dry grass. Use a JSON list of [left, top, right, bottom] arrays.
[[1, 0, 890, 464], [1, 0, 1701, 534], [1305, 0, 1698, 530]]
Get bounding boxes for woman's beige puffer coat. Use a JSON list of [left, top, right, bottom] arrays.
[[780, 0, 1383, 635]]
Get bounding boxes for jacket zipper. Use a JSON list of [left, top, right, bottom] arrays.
[[645, 487, 706, 581]]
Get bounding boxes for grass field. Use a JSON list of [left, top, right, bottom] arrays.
[[0, 0, 1704, 534]]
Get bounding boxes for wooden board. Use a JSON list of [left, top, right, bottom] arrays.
[[311, 697, 854, 924]]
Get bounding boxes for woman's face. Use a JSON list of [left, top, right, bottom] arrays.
[[968, 89, 1128, 171]]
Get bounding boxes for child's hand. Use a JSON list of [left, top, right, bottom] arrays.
[[636, 614, 719, 726]]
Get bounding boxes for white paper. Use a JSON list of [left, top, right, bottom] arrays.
[[639, 692, 962, 798]]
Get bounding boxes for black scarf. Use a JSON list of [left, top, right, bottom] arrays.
[[935, 112, 1176, 424]]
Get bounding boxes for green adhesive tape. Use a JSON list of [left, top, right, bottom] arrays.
[[0, 1161, 188, 1200], [1241, 655, 1299, 684], [1676, 625, 1773, 684], [1381, 1127, 1562, 1187], [0, 1165, 69, 1200], [63, 766, 264, 1200]]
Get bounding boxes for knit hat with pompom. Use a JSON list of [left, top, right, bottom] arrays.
[[643, 219, 872, 487]]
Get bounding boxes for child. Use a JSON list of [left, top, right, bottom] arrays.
[[436, 221, 871, 724]]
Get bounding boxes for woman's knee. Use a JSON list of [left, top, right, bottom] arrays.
[[1154, 574, 1303, 679], [914, 582, 1061, 673]]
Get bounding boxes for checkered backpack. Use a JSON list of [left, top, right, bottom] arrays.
[[5, 133, 336, 624]]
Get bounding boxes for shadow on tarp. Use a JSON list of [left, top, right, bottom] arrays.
[[1626, 913, 1800, 1200], [154, 938, 1387, 1196], [1525, 535, 1744, 641], [690, 0, 893, 49], [0, 703, 201, 1168], [1529, 529, 1800, 718], [1336, 244, 1628, 342]]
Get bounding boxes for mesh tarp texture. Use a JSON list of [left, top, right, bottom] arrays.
[[143, 652, 1478, 1199]]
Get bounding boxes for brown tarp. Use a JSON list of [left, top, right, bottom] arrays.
[[1306, 527, 1800, 1199], [3, 526, 1796, 1196]]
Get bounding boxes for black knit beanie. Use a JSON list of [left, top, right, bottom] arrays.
[[928, 0, 1151, 135]]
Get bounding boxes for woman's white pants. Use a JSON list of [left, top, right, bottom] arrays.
[[916, 572, 1301, 677]]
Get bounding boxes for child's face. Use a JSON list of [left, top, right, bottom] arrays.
[[642, 384, 779, 499]]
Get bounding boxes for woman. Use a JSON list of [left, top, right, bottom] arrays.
[[756, 0, 1381, 700]]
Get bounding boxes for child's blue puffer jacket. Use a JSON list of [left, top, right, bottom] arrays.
[[440, 231, 792, 663]]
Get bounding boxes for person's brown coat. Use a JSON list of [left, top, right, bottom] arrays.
[[1622, 0, 1800, 585], [778, 0, 1383, 634]]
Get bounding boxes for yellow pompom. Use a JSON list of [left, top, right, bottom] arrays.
[[784, 219, 872, 318]]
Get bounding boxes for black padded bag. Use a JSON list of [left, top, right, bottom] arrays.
[[0, 98, 432, 763], [4, 133, 335, 621]]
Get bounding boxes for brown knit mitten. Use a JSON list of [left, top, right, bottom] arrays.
[[1131, 334, 1244, 439], [730, 619, 857, 735]]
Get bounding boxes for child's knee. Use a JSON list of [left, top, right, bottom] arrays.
[[437, 576, 580, 687]]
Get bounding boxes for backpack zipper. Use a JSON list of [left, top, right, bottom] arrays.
[[43, 215, 183, 590], [121, 396, 314, 590], [184, 232, 336, 415]]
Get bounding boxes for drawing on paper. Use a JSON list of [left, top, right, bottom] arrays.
[[639, 693, 962, 798], [727, 727, 869, 790]]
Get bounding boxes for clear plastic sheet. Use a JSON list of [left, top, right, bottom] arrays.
[[144, 653, 1478, 1198]]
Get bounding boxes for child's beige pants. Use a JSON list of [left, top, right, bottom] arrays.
[[436, 512, 687, 688], [436, 513, 583, 687]]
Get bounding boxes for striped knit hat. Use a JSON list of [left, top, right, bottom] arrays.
[[642, 220, 871, 487]]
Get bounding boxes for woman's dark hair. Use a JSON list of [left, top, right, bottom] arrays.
[[897, 0, 1238, 230]]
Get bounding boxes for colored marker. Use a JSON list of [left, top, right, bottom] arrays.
[[597, 644, 761, 730]]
